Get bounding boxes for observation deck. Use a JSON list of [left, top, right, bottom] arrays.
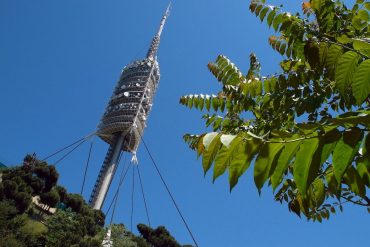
[[97, 58, 160, 152]]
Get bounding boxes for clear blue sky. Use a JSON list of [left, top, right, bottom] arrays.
[[0, 0, 367, 246]]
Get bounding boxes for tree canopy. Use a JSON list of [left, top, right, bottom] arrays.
[[0, 155, 190, 246], [0, 155, 105, 246], [104, 224, 191, 247], [180, 0, 370, 221]]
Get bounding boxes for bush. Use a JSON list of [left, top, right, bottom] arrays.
[[93, 209, 105, 227], [65, 194, 83, 213], [55, 185, 67, 202], [0, 200, 18, 222], [3, 180, 18, 198], [15, 192, 32, 213], [0, 235, 26, 247], [137, 224, 181, 247], [40, 189, 60, 209], [30, 178, 44, 195], [0, 156, 107, 247]]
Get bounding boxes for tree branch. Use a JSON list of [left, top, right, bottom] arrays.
[[340, 195, 370, 207], [320, 37, 370, 59]]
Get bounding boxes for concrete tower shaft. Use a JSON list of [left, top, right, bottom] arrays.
[[89, 3, 170, 210]]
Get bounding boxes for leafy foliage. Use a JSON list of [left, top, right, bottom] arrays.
[[107, 224, 142, 247], [45, 209, 103, 247], [137, 224, 189, 247], [0, 155, 106, 246], [0, 155, 190, 246], [104, 224, 192, 247], [180, 0, 370, 221]]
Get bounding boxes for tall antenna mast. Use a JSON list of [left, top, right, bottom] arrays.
[[89, 3, 171, 210], [147, 2, 171, 59]]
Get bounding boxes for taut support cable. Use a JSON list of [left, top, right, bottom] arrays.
[[137, 165, 151, 226], [106, 155, 131, 218], [81, 141, 93, 195], [54, 139, 86, 166], [106, 132, 134, 219], [41, 132, 95, 161], [140, 136, 199, 247], [130, 165, 135, 232]]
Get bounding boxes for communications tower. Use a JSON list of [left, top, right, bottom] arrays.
[[89, 3, 171, 210]]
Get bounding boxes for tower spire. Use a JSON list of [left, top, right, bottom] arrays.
[[146, 2, 171, 59]]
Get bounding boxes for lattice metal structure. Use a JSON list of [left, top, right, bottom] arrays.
[[89, 3, 171, 210]]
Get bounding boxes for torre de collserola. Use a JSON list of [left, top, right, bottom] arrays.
[[89, 3, 171, 210]]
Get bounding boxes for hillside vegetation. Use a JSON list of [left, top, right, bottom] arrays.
[[0, 155, 191, 247]]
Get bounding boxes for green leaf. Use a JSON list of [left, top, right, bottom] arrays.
[[198, 95, 205, 110], [326, 110, 370, 127], [353, 39, 370, 57], [333, 128, 363, 183], [202, 133, 222, 175], [229, 140, 248, 191], [186, 96, 193, 109], [319, 129, 341, 165], [205, 97, 211, 111], [317, 214, 323, 223], [304, 42, 320, 69], [273, 14, 283, 31], [193, 96, 199, 108], [210, 56, 244, 86], [352, 17, 367, 30], [311, 0, 324, 11], [335, 51, 361, 95], [239, 138, 262, 175], [337, 35, 352, 44], [318, 42, 328, 67], [271, 140, 302, 190], [220, 134, 237, 147], [325, 45, 343, 78], [364, 132, 370, 155], [289, 199, 302, 218], [254, 142, 284, 192], [259, 7, 269, 22], [343, 166, 366, 197], [293, 137, 320, 197], [219, 98, 226, 112], [203, 132, 219, 149], [267, 10, 276, 27], [326, 168, 339, 196], [365, 2, 370, 11], [311, 179, 325, 207], [249, 2, 257, 12], [212, 97, 219, 111], [357, 159, 370, 187], [255, 4, 263, 16], [213, 136, 241, 181], [352, 59, 370, 105], [195, 134, 205, 157], [357, 9, 370, 22], [279, 43, 287, 56]]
